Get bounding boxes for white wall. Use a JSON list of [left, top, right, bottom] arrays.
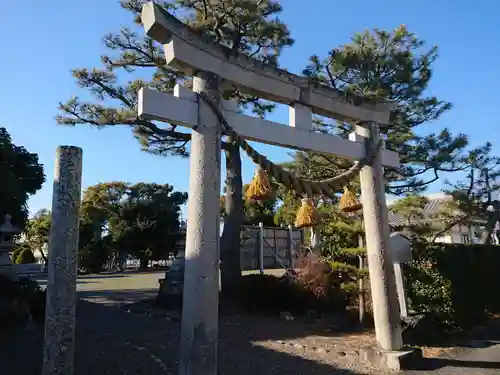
[[415, 222, 485, 244], [448, 223, 484, 244], [434, 233, 452, 243], [32, 243, 48, 264]]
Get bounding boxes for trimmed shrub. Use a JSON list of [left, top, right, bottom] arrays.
[[0, 275, 46, 326], [230, 274, 319, 315], [18, 278, 46, 323], [406, 242, 500, 330], [15, 248, 36, 264], [231, 252, 355, 315], [295, 251, 352, 310], [10, 243, 31, 263]]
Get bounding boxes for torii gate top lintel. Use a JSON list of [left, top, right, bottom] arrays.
[[141, 2, 395, 125]]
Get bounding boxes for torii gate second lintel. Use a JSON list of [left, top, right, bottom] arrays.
[[138, 85, 400, 168]]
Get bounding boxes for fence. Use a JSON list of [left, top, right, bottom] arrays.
[[174, 224, 305, 272], [240, 224, 304, 271]]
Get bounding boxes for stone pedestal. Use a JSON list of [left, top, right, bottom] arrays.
[[0, 214, 20, 279], [359, 346, 423, 371], [0, 251, 13, 277]]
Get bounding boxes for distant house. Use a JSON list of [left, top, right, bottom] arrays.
[[387, 192, 495, 244]]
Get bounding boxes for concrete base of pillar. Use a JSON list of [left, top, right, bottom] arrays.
[[359, 346, 423, 371]]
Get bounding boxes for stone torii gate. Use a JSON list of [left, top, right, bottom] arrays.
[[139, 2, 405, 373]]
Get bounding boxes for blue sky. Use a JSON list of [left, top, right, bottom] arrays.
[[1, 0, 499, 216]]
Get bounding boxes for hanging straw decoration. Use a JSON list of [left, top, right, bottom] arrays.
[[295, 197, 322, 228], [245, 167, 273, 201], [339, 186, 362, 213]]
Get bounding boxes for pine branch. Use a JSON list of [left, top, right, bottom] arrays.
[[59, 0, 294, 160], [339, 247, 367, 256]]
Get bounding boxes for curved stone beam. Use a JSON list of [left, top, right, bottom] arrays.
[[141, 2, 395, 125]]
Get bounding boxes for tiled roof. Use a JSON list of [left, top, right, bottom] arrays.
[[387, 194, 454, 228]]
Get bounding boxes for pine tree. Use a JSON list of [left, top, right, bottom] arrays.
[[57, 0, 293, 290], [285, 26, 471, 259], [300, 25, 468, 195], [389, 194, 453, 240], [389, 143, 500, 244], [441, 142, 500, 243], [278, 27, 471, 308]]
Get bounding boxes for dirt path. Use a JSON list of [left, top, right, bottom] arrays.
[[2, 272, 374, 375], [4, 272, 500, 375], [2, 300, 376, 375]]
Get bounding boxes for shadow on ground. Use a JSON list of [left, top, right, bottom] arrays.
[[92, 297, 500, 374], [77, 269, 166, 279], [404, 314, 500, 352], [78, 274, 130, 279], [405, 326, 500, 373], [125, 296, 374, 341], [3, 278, 500, 375], [1, 298, 370, 375], [78, 289, 159, 304], [410, 357, 500, 371]]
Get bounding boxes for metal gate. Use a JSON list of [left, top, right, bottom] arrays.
[[240, 224, 304, 271]]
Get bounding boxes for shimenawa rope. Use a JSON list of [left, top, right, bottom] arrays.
[[197, 92, 382, 198]]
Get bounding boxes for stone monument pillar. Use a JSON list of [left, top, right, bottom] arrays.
[[42, 146, 83, 375]]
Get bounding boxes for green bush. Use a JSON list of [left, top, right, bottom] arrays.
[[406, 242, 500, 330], [231, 252, 356, 315], [17, 278, 46, 323], [0, 275, 46, 326], [230, 274, 320, 315], [10, 243, 30, 263], [325, 247, 368, 309], [15, 248, 36, 264]]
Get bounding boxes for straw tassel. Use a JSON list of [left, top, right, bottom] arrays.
[[339, 186, 362, 213], [295, 198, 321, 228], [245, 167, 273, 201]]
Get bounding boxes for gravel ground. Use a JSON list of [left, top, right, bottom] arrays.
[[1, 271, 379, 375], [3, 271, 500, 375], [1, 299, 379, 375]]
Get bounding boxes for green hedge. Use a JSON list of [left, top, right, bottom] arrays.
[[406, 242, 500, 329], [15, 248, 36, 264]]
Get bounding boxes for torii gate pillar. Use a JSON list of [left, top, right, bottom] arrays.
[[354, 124, 403, 351], [179, 71, 222, 375]]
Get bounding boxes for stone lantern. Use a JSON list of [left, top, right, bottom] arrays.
[[0, 214, 20, 276]]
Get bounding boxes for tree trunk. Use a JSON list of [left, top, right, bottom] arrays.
[[481, 206, 500, 244], [139, 257, 149, 269], [220, 141, 244, 293]]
